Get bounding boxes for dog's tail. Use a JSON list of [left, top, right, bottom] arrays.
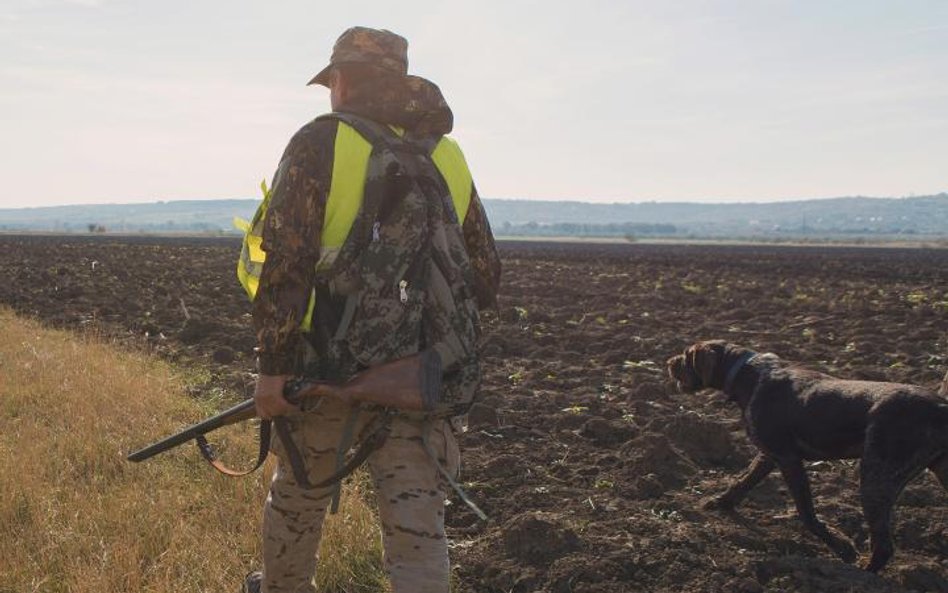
[[930, 403, 948, 491], [938, 402, 948, 447]]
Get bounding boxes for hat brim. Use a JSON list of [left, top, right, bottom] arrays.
[[307, 64, 333, 87]]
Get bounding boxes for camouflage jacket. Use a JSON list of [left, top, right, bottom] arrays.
[[253, 76, 501, 375]]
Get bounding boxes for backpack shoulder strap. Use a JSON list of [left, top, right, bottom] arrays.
[[315, 112, 396, 149], [316, 112, 439, 156]]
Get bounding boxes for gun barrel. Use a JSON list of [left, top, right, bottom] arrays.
[[126, 350, 440, 465], [126, 398, 257, 462]]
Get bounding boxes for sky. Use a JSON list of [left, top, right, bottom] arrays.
[[0, 0, 946, 207]]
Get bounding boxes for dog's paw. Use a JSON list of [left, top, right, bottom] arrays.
[[833, 540, 858, 564], [859, 558, 878, 573], [701, 496, 736, 512], [859, 549, 892, 573]]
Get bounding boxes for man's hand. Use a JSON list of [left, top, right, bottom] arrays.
[[253, 374, 297, 419]]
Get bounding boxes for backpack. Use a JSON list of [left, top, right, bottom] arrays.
[[310, 112, 481, 418]]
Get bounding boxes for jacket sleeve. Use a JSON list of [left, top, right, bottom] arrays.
[[462, 184, 501, 309], [252, 122, 336, 375]]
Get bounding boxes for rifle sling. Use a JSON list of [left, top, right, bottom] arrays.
[[330, 406, 361, 513], [310, 410, 394, 490], [193, 406, 487, 521], [273, 409, 394, 493], [194, 407, 392, 494], [268, 417, 312, 488], [195, 419, 272, 477]]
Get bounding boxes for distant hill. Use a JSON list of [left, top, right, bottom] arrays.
[[0, 199, 253, 234], [484, 194, 948, 239], [1, 193, 946, 240]]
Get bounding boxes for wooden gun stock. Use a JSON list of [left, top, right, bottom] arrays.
[[289, 348, 442, 412]]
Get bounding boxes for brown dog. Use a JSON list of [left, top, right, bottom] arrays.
[[666, 340, 948, 572]]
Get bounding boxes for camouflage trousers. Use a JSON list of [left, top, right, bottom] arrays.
[[259, 396, 460, 593]]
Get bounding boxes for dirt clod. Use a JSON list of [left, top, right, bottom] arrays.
[[579, 416, 636, 446], [502, 512, 581, 565]]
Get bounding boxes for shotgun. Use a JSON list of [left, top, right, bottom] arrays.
[[126, 350, 442, 473]]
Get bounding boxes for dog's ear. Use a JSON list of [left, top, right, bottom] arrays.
[[690, 342, 719, 388], [666, 354, 685, 381], [940, 370, 948, 397], [683, 344, 709, 387]]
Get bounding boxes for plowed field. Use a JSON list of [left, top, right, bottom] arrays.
[[3, 234, 947, 593]]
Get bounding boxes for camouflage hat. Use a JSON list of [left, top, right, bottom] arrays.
[[307, 26, 409, 87]]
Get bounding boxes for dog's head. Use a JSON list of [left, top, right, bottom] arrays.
[[666, 340, 731, 393], [940, 370, 948, 397]]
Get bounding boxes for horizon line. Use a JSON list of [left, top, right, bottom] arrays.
[[4, 191, 947, 211]]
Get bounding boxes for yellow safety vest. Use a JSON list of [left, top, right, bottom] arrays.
[[235, 120, 475, 331]]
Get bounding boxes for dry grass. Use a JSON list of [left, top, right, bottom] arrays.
[[0, 308, 387, 592]]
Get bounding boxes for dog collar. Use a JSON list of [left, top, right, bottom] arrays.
[[723, 351, 757, 393]]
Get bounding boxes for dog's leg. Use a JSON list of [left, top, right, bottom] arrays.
[[703, 452, 775, 511], [861, 451, 934, 572], [859, 454, 916, 573], [777, 458, 857, 564]]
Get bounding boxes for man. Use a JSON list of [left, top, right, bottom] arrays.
[[245, 26, 501, 593]]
